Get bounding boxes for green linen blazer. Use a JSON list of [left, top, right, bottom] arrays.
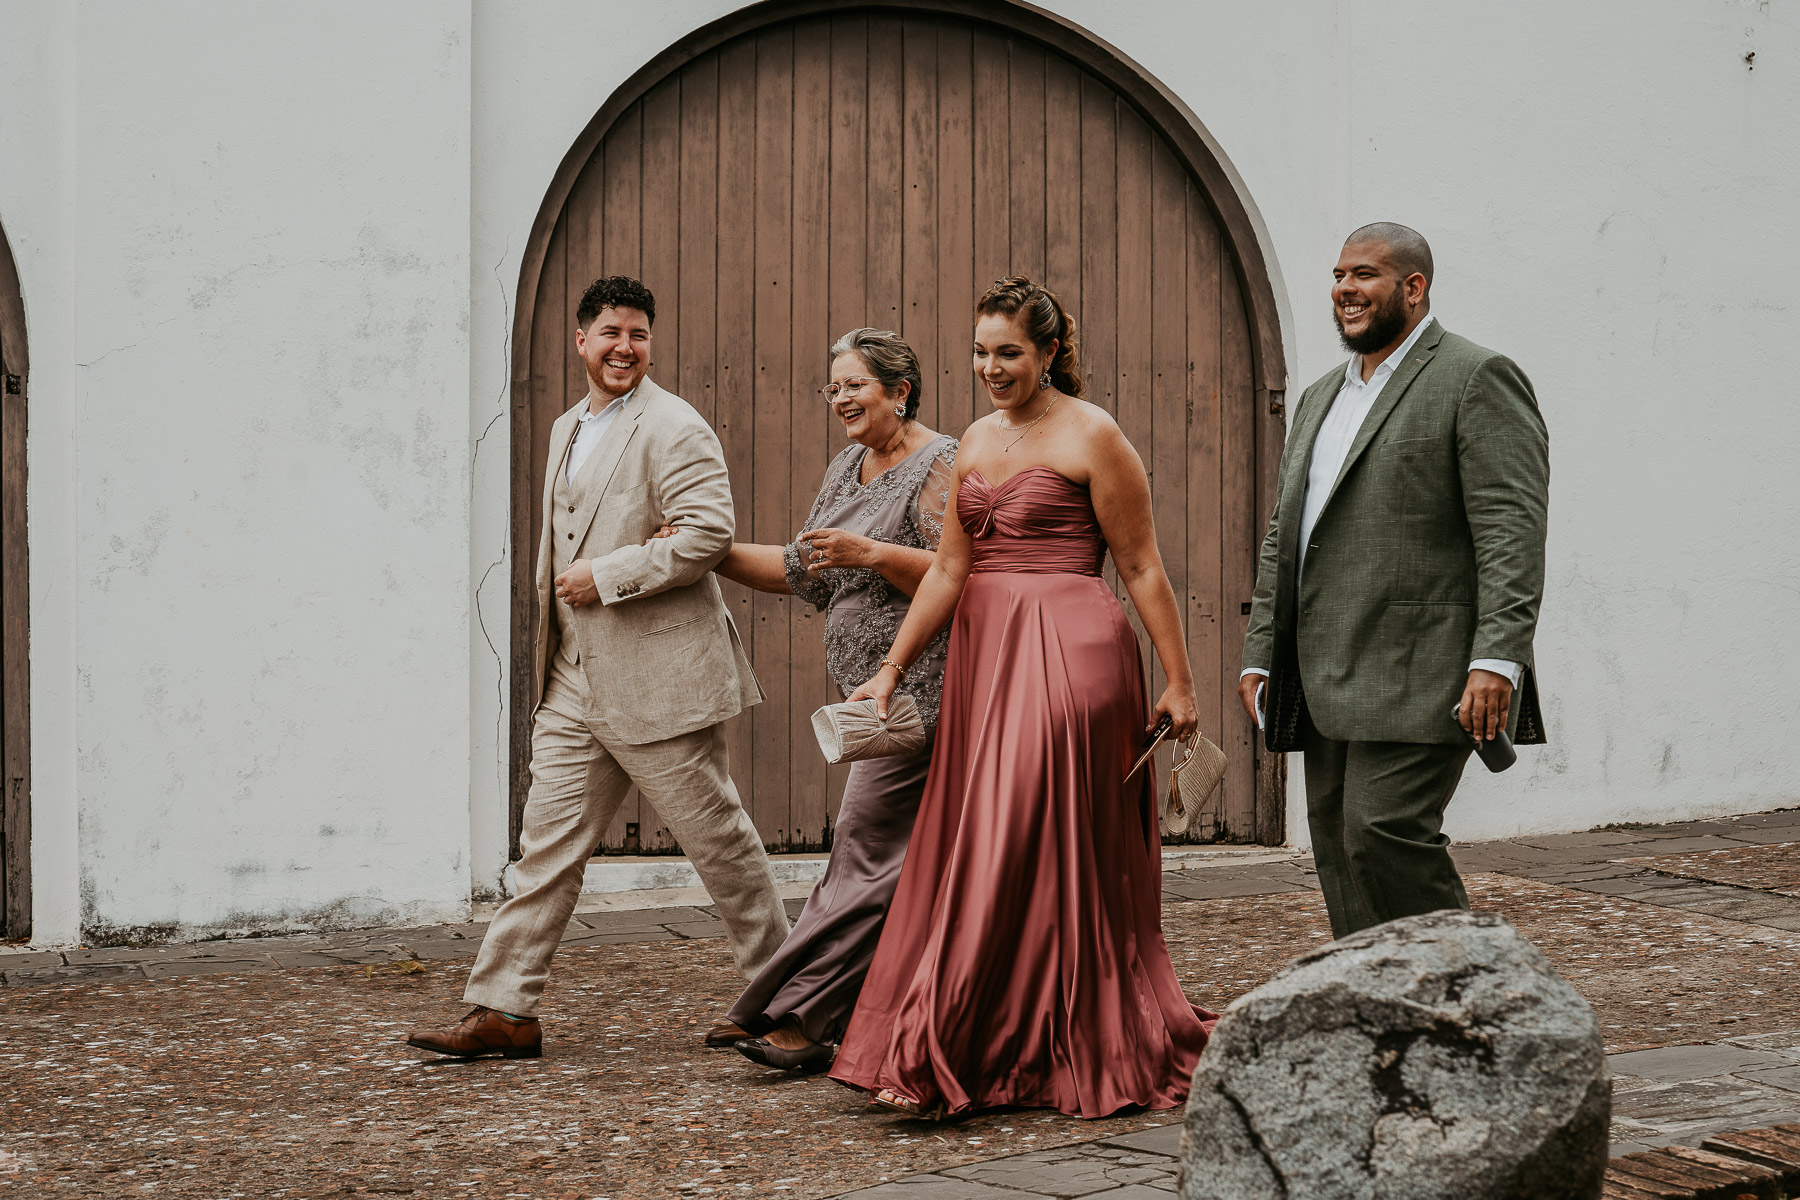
[[1242, 322, 1550, 749]]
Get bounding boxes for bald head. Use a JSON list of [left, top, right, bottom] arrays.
[[1345, 222, 1434, 296]]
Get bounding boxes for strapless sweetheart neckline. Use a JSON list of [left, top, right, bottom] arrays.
[[964, 465, 1084, 491]]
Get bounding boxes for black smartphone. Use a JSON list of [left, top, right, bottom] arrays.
[[1452, 704, 1517, 773], [1125, 714, 1174, 782]]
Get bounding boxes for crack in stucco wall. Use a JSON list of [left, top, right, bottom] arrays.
[[472, 241, 511, 896]]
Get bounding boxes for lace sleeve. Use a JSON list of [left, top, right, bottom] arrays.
[[912, 441, 959, 550], [783, 541, 834, 611]]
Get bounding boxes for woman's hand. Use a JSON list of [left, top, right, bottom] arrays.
[[645, 523, 679, 543], [846, 665, 901, 719], [799, 527, 878, 575], [1152, 683, 1200, 743]]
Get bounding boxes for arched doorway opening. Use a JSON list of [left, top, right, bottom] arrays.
[[510, 0, 1289, 854], [0, 219, 30, 939]]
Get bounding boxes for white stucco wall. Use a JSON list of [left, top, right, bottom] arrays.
[[3, 0, 1795, 938], [1, 1, 476, 943]]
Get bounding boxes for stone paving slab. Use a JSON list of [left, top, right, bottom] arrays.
[[1609, 1044, 1799, 1081], [1738, 1066, 1800, 1093]]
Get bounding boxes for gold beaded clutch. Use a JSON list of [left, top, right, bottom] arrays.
[[1162, 734, 1228, 836]]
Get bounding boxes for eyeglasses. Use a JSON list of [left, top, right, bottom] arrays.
[[820, 376, 882, 402]]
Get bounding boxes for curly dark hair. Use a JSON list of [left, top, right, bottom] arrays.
[[576, 276, 656, 329], [975, 275, 1084, 397]]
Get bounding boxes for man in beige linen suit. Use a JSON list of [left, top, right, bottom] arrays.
[[408, 276, 788, 1060]]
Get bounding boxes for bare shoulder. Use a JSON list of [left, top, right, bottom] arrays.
[[1065, 398, 1137, 458]]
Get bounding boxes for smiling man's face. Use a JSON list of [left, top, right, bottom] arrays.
[[1331, 241, 1423, 357], [575, 305, 653, 401]]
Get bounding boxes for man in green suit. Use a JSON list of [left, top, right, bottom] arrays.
[[1239, 223, 1549, 938]]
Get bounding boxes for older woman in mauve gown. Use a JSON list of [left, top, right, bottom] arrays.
[[687, 328, 956, 1073], [836, 277, 1217, 1119]]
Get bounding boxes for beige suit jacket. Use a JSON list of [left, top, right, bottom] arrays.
[[532, 377, 763, 744]]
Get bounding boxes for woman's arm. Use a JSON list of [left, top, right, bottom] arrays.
[[1087, 421, 1199, 740], [846, 467, 977, 716], [796, 531, 936, 597], [713, 543, 792, 594]]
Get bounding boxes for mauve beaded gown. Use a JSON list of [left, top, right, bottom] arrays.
[[830, 467, 1216, 1118]]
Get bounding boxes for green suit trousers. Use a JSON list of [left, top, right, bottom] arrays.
[[1302, 714, 1474, 938]]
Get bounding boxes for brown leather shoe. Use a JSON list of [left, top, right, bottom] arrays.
[[406, 1006, 541, 1059], [703, 1020, 749, 1049]]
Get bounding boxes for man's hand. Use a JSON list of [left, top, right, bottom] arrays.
[[1237, 674, 1265, 724], [1458, 668, 1514, 743], [553, 560, 599, 607]]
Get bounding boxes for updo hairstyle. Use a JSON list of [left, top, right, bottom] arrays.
[[974, 275, 1085, 398], [827, 328, 925, 421]]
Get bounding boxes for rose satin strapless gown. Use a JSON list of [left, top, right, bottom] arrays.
[[829, 467, 1216, 1118]]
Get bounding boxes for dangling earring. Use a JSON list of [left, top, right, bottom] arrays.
[[1039, 370, 1052, 390]]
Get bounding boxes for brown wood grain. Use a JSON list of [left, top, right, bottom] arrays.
[[0, 220, 28, 938], [751, 27, 797, 842], [788, 18, 833, 845], [934, 20, 975, 436], [1220, 254, 1260, 840], [1148, 136, 1188, 783], [1006, 39, 1047, 283], [900, 16, 940, 429], [1077, 74, 1117, 418], [715, 34, 761, 833], [1043, 53, 1082, 332], [512, 4, 1287, 850], [1184, 188, 1226, 841]]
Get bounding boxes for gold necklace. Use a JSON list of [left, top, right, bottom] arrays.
[[998, 394, 1058, 453]]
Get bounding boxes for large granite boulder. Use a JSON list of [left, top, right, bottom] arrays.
[[1178, 910, 1609, 1200]]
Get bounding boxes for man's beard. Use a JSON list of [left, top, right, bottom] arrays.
[[1333, 287, 1409, 355]]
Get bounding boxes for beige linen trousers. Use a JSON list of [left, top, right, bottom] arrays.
[[463, 379, 788, 1016]]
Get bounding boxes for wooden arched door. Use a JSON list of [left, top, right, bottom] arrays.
[[512, 2, 1288, 853], [0, 218, 29, 938]]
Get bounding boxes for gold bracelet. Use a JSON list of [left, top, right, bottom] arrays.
[[879, 656, 909, 683]]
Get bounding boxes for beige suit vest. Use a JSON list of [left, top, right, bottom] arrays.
[[549, 442, 594, 672]]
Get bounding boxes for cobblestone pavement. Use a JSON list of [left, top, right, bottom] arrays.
[[3, 808, 1798, 1198]]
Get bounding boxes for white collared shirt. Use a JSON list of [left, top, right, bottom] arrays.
[[1241, 314, 1520, 701], [567, 387, 633, 483]]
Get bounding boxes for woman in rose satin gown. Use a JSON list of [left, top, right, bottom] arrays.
[[831, 277, 1217, 1119]]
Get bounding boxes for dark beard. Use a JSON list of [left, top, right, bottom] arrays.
[[1333, 287, 1409, 355]]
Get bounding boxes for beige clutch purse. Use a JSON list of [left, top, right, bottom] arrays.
[[1162, 733, 1228, 836], [811, 694, 927, 764]]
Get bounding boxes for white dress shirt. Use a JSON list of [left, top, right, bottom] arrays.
[[1242, 315, 1520, 708], [567, 387, 633, 483]]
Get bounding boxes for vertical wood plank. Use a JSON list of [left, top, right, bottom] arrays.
[[1113, 107, 1154, 674], [970, 29, 1010, 322], [789, 16, 833, 846], [1078, 74, 1117, 418], [824, 13, 872, 814], [1043, 53, 1082, 324], [935, 20, 975, 436], [0, 228, 29, 937], [641, 77, 683, 390], [1006, 39, 1047, 283], [519, 215, 568, 846], [1149, 136, 1188, 783], [752, 27, 795, 843], [631, 82, 685, 852], [828, 13, 868, 338], [678, 58, 719, 424], [901, 15, 940, 430], [602, 105, 643, 277], [866, 13, 904, 332], [1184, 188, 1225, 841], [715, 35, 760, 832], [1220, 252, 1259, 841]]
